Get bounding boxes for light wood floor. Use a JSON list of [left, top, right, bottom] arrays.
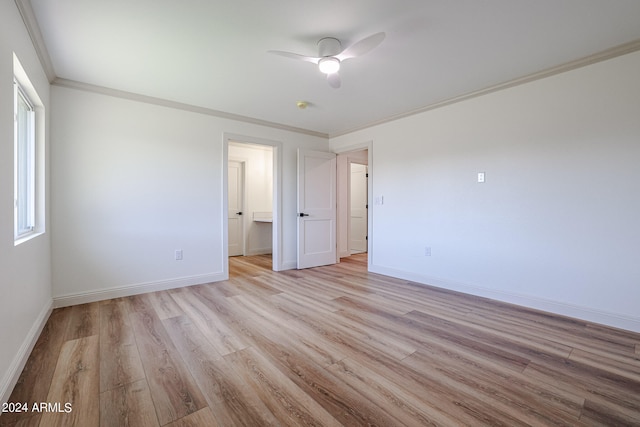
[[2, 254, 640, 426]]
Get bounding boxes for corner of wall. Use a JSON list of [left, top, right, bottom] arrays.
[[0, 299, 52, 405]]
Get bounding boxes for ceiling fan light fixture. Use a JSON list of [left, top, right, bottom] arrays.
[[269, 32, 385, 87], [318, 57, 340, 74]]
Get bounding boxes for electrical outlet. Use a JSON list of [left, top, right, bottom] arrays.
[[424, 246, 432, 256], [175, 249, 183, 260], [477, 172, 485, 183]]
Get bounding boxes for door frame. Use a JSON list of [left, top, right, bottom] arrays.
[[223, 133, 283, 275], [333, 140, 373, 270]]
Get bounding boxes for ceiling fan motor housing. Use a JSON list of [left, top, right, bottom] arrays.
[[317, 37, 342, 57]]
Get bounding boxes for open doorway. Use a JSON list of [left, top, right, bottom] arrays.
[[336, 147, 370, 262], [224, 134, 282, 274], [228, 142, 273, 257]]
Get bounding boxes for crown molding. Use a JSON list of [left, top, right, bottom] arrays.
[[16, 0, 640, 140], [52, 78, 329, 139], [16, 0, 326, 138], [329, 38, 640, 138], [14, 0, 56, 82]]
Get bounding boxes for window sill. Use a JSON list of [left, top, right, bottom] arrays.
[[14, 231, 45, 246]]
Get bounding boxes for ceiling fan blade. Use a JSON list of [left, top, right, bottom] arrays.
[[327, 72, 341, 89], [267, 50, 320, 64], [336, 32, 385, 61]]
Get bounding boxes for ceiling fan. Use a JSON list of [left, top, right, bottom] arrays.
[[268, 32, 385, 88]]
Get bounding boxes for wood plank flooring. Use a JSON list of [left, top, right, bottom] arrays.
[[2, 254, 640, 426]]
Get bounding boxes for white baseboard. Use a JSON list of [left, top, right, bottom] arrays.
[[369, 264, 640, 333], [53, 272, 227, 308], [246, 248, 272, 256], [1, 299, 52, 405]]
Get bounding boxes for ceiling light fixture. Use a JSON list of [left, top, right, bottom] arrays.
[[269, 32, 385, 88], [318, 57, 340, 74]]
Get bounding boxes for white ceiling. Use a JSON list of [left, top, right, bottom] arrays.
[[25, 0, 640, 137]]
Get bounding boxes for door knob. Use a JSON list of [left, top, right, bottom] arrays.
[[299, 213, 309, 217], [236, 211, 243, 215]]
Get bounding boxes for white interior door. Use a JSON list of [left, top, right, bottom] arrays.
[[297, 149, 337, 269], [350, 163, 368, 254], [228, 160, 244, 257]]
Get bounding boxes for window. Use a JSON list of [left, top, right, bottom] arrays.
[[14, 79, 36, 239], [13, 53, 44, 245]]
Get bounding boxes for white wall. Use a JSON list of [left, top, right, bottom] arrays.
[[331, 50, 640, 332], [0, 1, 52, 403], [229, 143, 273, 255], [51, 86, 327, 305]]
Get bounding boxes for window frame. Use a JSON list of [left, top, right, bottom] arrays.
[[14, 79, 37, 240], [13, 52, 45, 246]]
